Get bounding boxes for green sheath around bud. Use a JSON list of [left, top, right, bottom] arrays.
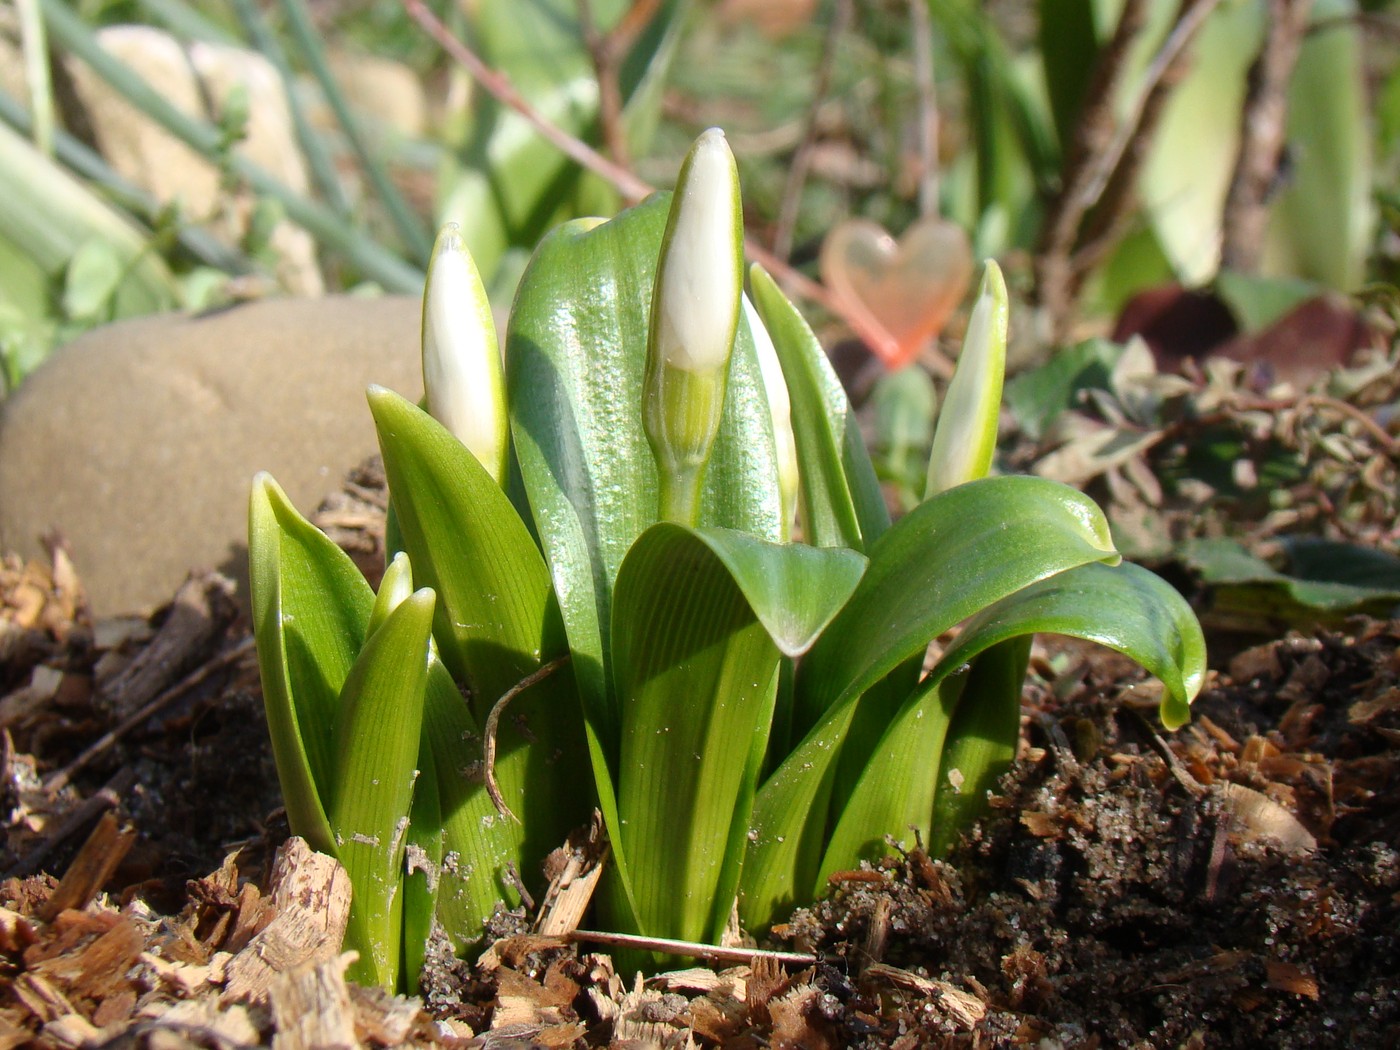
[[643, 128, 745, 525], [925, 259, 1009, 498]]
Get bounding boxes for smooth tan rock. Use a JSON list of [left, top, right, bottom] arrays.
[[66, 25, 323, 295], [0, 296, 422, 615]]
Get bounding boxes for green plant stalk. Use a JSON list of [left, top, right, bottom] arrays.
[[229, 0, 354, 220], [0, 90, 252, 275], [16, 0, 53, 157], [0, 118, 176, 309], [39, 0, 424, 292], [644, 362, 726, 525], [277, 0, 432, 260], [137, 0, 241, 45]]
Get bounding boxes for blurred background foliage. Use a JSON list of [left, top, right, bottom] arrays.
[[1, 0, 1397, 399]]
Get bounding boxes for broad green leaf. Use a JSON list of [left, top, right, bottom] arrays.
[[823, 638, 1024, 873], [749, 264, 888, 552], [248, 472, 374, 855], [368, 387, 592, 906], [1183, 536, 1400, 632], [741, 475, 1120, 930], [369, 386, 557, 713], [689, 527, 867, 659], [331, 588, 434, 990], [507, 196, 784, 746], [401, 741, 442, 995], [926, 638, 1029, 856], [608, 524, 784, 946], [815, 559, 1204, 903]]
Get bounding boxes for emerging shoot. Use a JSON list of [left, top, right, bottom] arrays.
[[643, 128, 744, 525], [421, 222, 509, 486]]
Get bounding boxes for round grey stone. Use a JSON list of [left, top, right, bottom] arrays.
[[0, 295, 423, 615]]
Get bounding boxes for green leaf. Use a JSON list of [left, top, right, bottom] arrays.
[[1003, 339, 1122, 442], [368, 386, 592, 918], [869, 366, 937, 510], [824, 557, 1204, 877], [1183, 536, 1400, 632], [331, 588, 434, 990], [740, 475, 1120, 930], [62, 238, 123, 321], [689, 527, 868, 659], [248, 473, 374, 855], [369, 386, 558, 713], [608, 524, 783, 946], [749, 264, 888, 551], [506, 196, 784, 746]]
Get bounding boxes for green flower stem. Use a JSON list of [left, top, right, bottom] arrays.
[[644, 360, 726, 526]]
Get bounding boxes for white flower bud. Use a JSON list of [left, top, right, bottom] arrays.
[[421, 223, 508, 485], [745, 299, 798, 537], [651, 128, 743, 374]]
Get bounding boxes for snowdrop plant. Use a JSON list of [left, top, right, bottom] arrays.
[[249, 130, 1205, 991]]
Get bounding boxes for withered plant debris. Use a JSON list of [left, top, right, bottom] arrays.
[[2, 464, 1397, 1047]]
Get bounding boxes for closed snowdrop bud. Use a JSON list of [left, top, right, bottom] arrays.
[[644, 128, 744, 525], [745, 299, 798, 537], [421, 222, 508, 486], [925, 260, 1009, 498]]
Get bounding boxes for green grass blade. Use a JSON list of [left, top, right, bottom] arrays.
[[39, 0, 422, 292], [331, 588, 435, 990], [248, 473, 374, 853], [749, 264, 888, 552], [228, 0, 354, 220], [277, 0, 431, 260]]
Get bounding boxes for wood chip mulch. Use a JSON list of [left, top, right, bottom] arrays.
[[2, 488, 1398, 1047]]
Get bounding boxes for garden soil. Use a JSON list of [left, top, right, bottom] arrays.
[[1, 460, 1397, 1048]]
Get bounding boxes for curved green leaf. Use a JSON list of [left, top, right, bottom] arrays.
[[740, 476, 1120, 930], [749, 264, 888, 552], [822, 560, 1206, 883], [609, 524, 783, 946], [369, 385, 557, 713], [506, 196, 784, 745], [331, 588, 434, 990], [800, 476, 1118, 725], [691, 527, 867, 659], [248, 472, 374, 856]]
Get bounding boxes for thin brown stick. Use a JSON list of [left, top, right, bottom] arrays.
[[579, 0, 662, 169], [772, 0, 851, 262], [43, 636, 255, 794], [564, 928, 818, 967], [402, 0, 652, 203], [908, 0, 939, 217], [483, 655, 572, 824], [403, 0, 950, 373], [1220, 0, 1314, 272], [1035, 0, 1149, 335]]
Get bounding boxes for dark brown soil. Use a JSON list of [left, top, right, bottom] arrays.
[[2, 469, 1398, 1047]]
